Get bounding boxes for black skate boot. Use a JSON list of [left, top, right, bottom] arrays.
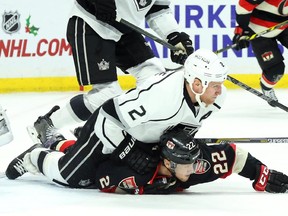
[[33, 105, 65, 148], [5, 143, 42, 180]]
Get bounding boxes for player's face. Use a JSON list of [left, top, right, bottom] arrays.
[[174, 163, 194, 182], [200, 81, 223, 105]]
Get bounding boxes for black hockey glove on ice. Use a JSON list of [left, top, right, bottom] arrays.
[[232, 26, 252, 50], [253, 164, 288, 193], [92, 0, 116, 22], [135, 177, 179, 195], [110, 132, 160, 175], [167, 32, 194, 65]]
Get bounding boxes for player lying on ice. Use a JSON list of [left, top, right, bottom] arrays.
[[5, 48, 288, 194], [6, 127, 288, 194]]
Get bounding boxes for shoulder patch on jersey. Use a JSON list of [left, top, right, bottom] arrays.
[[118, 176, 138, 189], [133, 0, 152, 11], [194, 159, 211, 174]]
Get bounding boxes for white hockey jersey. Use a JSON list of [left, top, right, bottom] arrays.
[[94, 69, 226, 154], [70, 0, 179, 41]]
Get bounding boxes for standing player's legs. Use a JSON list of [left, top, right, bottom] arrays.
[[115, 31, 166, 86], [47, 16, 123, 129], [251, 36, 284, 106]]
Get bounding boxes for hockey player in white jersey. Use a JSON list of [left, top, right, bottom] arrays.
[[7, 49, 228, 187], [34, 0, 194, 135]]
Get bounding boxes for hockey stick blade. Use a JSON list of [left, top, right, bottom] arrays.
[[119, 19, 179, 51], [227, 76, 288, 112], [197, 137, 288, 144]]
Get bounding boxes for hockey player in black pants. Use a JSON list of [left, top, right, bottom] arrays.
[[232, 0, 288, 107], [39, 0, 194, 135], [16, 49, 228, 184], [6, 128, 288, 194], [23, 49, 228, 178], [6, 49, 288, 194]]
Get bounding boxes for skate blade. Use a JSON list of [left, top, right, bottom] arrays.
[[26, 125, 41, 143]]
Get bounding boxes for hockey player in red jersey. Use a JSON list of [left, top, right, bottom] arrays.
[[232, 0, 288, 107], [5, 128, 288, 194]]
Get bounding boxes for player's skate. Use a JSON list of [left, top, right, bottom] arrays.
[[5, 143, 42, 179], [0, 105, 13, 146], [27, 105, 64, 148], [261, 85, 278, 107]]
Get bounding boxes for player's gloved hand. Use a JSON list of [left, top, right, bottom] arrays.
[[232, 26, 251, 50], [125, 144, 160, 175], [135, 177, 179, 194], [110, 132, 160, 175], [253, 164, 288, 193], [92, 0, 116, 22], [167, 32, 194, 65]]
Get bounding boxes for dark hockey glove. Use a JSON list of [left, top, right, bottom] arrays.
[[92, 0, 116, 22], [253, 164, 288, 193], [167, 32, 194, 65], [135, 177, 179, 195], [110, 133, 160, 175], [232, 26, 251, 50]]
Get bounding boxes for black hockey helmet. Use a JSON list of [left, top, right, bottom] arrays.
[[160, 129, 201, 164]]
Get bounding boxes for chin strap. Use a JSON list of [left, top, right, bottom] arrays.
[[195, 94, 208, 108]]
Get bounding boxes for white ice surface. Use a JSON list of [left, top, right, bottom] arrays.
[[1, 89, 288, 216]]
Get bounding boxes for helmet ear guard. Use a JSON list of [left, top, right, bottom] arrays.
[[184, 48, 228, 101]]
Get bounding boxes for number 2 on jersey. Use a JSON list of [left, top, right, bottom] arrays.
[[128, 105, 146, 120]]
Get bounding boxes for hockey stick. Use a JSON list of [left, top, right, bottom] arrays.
[[215, 20, 288, 54], [118, 19, 179, 51], [196, 137, 288, 144], [227, 76, 288, 111], [118, 18, 288, 112]]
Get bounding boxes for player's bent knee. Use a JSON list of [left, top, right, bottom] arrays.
[[263, 61, 285, 81]]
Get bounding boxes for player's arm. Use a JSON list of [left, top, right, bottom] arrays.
[[93, 159, 178, 194], [228, 143, 288, 193], [100, 177, 178, 194], [233, 0, 264, 50], [94, 98, 160, 175], [145, 1, 193, 65], [235, 0, 262, 28]]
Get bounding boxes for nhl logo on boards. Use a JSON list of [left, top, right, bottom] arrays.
[[2, 11, 21, 34], [97, 59, 110, 71]]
